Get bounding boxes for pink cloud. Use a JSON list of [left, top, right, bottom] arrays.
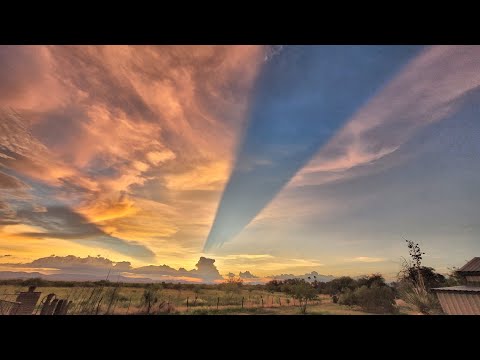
[[291, 45, 480, 186]]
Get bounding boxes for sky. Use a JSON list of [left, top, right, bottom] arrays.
[[0, 45, 479, 282]]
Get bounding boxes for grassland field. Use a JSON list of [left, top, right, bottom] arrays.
[[0, 285, 418, 315]]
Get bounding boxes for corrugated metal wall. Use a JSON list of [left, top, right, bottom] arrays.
[[466, 276, 480, 285], [437, 292, 480, 315]]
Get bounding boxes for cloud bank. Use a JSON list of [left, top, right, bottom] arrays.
[[0, 254, 334, 283], [0, 45, 264, 263]]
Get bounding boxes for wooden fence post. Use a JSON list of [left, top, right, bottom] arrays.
[[186, 297, 189, 312], [241, 297, 244, 309], [126, 298, 132, 315], [95, 296, 103, 315], [217, 297, 220, 310]]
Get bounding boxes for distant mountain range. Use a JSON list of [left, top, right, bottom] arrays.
[[0, 270, 337, 284], [270, 271, 335, 282]]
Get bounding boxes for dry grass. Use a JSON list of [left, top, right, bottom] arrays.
[[0, 285, 417, 315]]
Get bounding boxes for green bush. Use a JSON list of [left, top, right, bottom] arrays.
[[338, 288, 356, 306], [354, 285, 396, 314], [339, 284, 396, 313]]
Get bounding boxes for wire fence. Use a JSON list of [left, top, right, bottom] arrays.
[[0, 286, 324, 315]]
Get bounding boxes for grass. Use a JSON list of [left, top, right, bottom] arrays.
[[0, 285, 408, 315]]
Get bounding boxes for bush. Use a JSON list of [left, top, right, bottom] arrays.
[[398, 281, 443, 314], [220, 277, 243, 294], [338, 288, 357, 306], [356, 274, 387, 288], [354, 285, 396, 314], [323, 276, 356, 295], [339, 284, 397, 314]]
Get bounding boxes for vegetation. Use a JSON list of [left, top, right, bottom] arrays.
[[395, 239, 443, 314], [141, 284, 161, 314], [335, 274, 396, 313], [284, 280, 318, 314]]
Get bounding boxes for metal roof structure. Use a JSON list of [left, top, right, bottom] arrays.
[[432, 257, 480, 314], [458, 257, 480, 274], [432, 285, 480, 293]]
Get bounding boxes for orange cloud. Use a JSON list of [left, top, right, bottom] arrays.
[[0, 45, 266, 263]]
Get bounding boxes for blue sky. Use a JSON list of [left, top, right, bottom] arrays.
[[205, 45, 422, 251]]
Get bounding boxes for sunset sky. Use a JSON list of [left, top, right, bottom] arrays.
[[0, 45, 479, 282]]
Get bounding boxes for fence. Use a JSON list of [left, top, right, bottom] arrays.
[[0, 299, 21, 315], [0, 287, 71, 315]]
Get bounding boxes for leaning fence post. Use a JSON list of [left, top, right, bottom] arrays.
[[95, 296, 103, 315], [126, 298, 132, 315]]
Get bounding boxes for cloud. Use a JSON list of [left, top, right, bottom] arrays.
[[0, 46, 68, 112], [132, 256, 223, 282], [15, 206, 155, 259], [32, 204, 48, 213], [164, 160, 230, 191], [0, 254, 224, 283], [191, 256, 223, 282], [264, 45, 284, 62], [5, 254, 132, 274], [216, 253, 324, 274], [239, 270, 258, 279], [146, 150, 176, 166], [0, 253, 335, 283], [0, 171, 27, 189], [0, 200, 19, 226], [347, 257, 386, 263], [0, 45, 265, 262], [0, 109, 78, 188]]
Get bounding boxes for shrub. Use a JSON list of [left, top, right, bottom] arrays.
[[338, 284, 396, 313], [141, 284, 162, 314], [220, 277, 243, 294], [398, 281, 443, 314], [323, 276, 357, 295], [356, 274, 388, 288], [338, 288, 356, 306], [397, 239, 444, 314], [354, 285, 396, 314]]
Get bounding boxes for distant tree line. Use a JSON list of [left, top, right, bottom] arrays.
[[0, 277, 263, 291]]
